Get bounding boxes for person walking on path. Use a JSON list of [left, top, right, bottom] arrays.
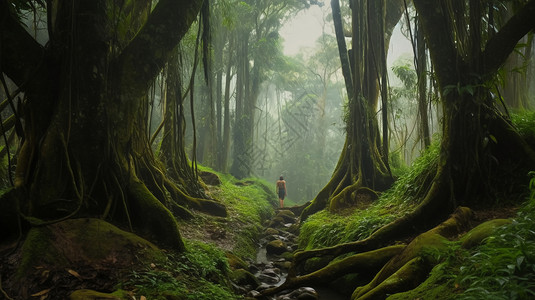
[[276, 176, 287, 208]]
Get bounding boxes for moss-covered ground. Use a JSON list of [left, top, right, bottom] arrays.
[[296, 111, 535, 299], [0, 166, 276, 300]]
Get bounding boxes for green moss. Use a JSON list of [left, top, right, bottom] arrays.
[[198, 170, 274, 259], [512, 110, 535, 143], [460, 218, 511, 249], [229, 268, 259, 287], [128, 177, 185, 250], [298, 142, 441, 252], [17, 226, 65, 278], [386, 262, 454, 300], [120, 239, 236, 300], [17, 218, 164, 278], [298, 208, 394, 250]]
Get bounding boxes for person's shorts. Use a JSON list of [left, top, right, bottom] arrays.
[[278, 189, 285, 200]]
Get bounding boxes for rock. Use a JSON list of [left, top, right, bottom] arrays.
[[199, 171, 222, 186], [266, 239, 288, 255], [265, 234, 279, 242], [264, 227, 280, 236], [257, 282, 276, 291], [287, 223, 300, 235], [276, 210, 296, 223], [226, 252, 249, 270], [460, 219, 511, 249], [268, 216, 285, 228], [230, 268, 260, 288], [248, 263, 260, 274], [247, 290, 261, 298], [262, 267, 281, 277], [277, 287, 319, 300], [257, 272, 280, 283], [297, 292, 318, 300], [291, 287, 318, 300]]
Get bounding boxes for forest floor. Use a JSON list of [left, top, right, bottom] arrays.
[[0, 170, 528, 300]]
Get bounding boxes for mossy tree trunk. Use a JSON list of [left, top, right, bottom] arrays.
[[302, 0, 403, 219], [285, 1, 535, 297], [0, 0, 209, 249]]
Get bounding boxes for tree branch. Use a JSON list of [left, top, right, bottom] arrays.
[[0, 3, 45, 88], [481, 0, 535, 77], [116, 0, 204, 96]]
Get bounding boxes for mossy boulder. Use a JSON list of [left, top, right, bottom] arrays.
[[199, 170, 222, 186], [266, 239, 287, 255], [226, 252, 249, 270], [276, 209, 296, 223], [18, 218, 163, 277], [264, 227, 280, 236], [229, 268, 260, 288]]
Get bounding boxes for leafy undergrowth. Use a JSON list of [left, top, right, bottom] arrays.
[[388, 174, 535, 300], [0, 166, 275, 300], [118, 240, 236, 300], [123, 167, 276, 299], [180, 166, 276, 259], [298, 141, 440, 250]]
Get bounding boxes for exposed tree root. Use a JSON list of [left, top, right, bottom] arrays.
[[127, 173, 185, 250], [260, 244, 406, 297], [163, 178, 227, 217], [137, 153, 227, 218], [267, 207, 473, 299], [292, 165, 455, 273], [352, 256, 428, 300], [350, 207, 477, 299]]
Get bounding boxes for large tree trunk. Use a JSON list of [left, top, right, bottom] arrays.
[[1, 0, 208, 249], [283, 1, 535, 298], [301, 0, 403, 219]]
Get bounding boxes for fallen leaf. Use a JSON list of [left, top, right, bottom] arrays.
[[67, 269, 82, 280], [31, 289, 50, 297]]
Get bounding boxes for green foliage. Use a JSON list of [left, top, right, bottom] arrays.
[[381, 139, 439, 206], [512, 111, 535, 144], [299, 141, 440, 250], [121, 240, 236, 300], [194, 166, 275, 259], [453, 191, 535, 299], [298, 208, 396, 250]]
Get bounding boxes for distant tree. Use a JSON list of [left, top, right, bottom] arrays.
[[230, 0, 315, 179], [0, 0, 225, 249]]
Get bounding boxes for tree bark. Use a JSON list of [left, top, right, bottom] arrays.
[[0, 0, 207, 250]]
